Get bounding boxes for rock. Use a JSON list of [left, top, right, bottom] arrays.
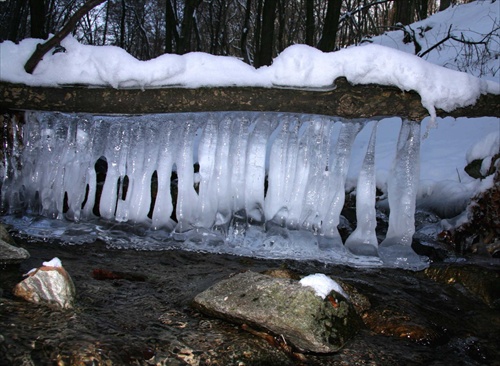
[[362, 307, 445, 345], [192, 271, 361, 353], [0, 225, 30, 265], [261, 267, 301, 280], [13, 257, 76, 309], [424, 264, 500, 308]]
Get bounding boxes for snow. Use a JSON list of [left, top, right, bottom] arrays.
[[42, 257, 63, 268], [466, 131, 499, 163], [371, 1, 499, 82], [26, 257, 63, 275], [299, 273, 349, 299]]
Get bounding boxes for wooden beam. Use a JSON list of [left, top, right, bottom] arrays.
[[1, 79, 498, 120]]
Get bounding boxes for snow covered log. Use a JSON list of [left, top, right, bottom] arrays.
[[1, 79, 498, 120]]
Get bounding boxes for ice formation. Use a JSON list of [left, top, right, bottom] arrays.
[[1, 111, 429, 270]]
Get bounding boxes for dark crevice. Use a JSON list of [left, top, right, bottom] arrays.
[[148, 170, 158, 219], [93, 156, 107, 217]]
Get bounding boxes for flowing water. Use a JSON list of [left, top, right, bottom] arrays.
[[0, 237, 498, 366]]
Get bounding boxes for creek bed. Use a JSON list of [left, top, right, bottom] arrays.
[[1, 238, 499, 366]]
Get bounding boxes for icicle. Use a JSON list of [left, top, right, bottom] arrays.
[[300, 118, 336, 233], [151, 119, 177, 230], [244, 114, 278, 222], [320, 121, 364, 244], [286, 118, 312, 229], [228, 114, 250, 214], [99, 123, 130, 220], [174, 116, 199, 232], [211, 115, 233, 228], [378, 119, 428, 269], [264, 115, 299, 224], [197, 115, 219, 228], [345, 121, 379, 257]]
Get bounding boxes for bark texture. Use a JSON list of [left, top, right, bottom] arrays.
[[0, 79, 498, 120]]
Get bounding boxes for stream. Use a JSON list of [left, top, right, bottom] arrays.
[[1, 234, 499, 366]]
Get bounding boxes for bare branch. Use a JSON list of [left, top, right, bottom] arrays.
[[24, 0, 107, 75]]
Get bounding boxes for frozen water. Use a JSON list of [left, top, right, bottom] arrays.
[[1, 111, 428, 269], [379, 120, 429, 270], [345, 121, 380, 258]]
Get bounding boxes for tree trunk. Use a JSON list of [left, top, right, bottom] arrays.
[[29, 0, 47, 39], [254, 0, 263, 66], [392, 0, 413, 25], [277, 0, 285, 52], [256, 0, 278, 67], [439, 0, 451, 11], [305, 0, 314, 46], [120, 0, 126, 48], [417, 0, 428, 20], [240, 0, 252, 63], [317, 0, 342, 52], [7, 0, 27, 41], [1, 80, 498, 121], [102, 0, 109, 45], [177, 0, 202, 54], [165, 0, 178, 53]]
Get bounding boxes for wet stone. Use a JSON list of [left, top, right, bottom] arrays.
[[13, 260, 76, 309], [192, 271, 362, 353], [424, 264, 500, 308], [361, 307, 446, 346]]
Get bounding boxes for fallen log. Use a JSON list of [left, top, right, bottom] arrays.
[[1, 78, 498, 120]]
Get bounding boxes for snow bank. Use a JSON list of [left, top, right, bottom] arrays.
[[466, 131, 499, 163], [372, 1, 499, 82]]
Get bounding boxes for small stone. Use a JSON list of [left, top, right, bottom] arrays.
[[193, 271, 361, 353], [13, 258, 76, 309]]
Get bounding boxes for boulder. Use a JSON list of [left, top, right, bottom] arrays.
[[0, 225, 29, 265], [192, 271, 361, 353], [13, 257, 76, 309]]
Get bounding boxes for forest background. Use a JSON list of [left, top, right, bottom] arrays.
[[0, 0, 476, 69]]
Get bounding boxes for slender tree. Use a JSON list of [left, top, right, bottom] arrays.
[[317, 0, 342, 52], [119, 0, 126, 48], [241, 0, 252, 63], [256, 0, 278, 67], [305, 0, 314, 46], [177, 0, 203, 54], [440, 0, 451, 11], [165, 0, 178, 53], [29, 0, 47, 39]]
